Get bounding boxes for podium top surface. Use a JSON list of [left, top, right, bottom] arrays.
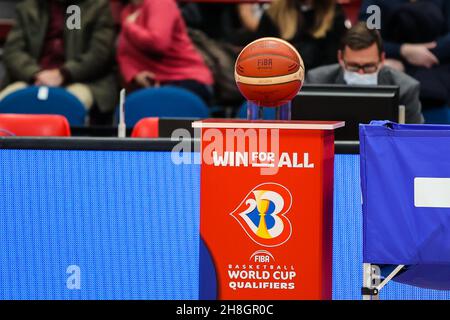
[[192, 119, 345, 130]]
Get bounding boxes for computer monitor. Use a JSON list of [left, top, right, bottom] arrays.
[[71, 118, 199, 137], [292, 84, 400, 141]]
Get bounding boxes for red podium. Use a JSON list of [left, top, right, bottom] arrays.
[[194, 119, 344, 300]]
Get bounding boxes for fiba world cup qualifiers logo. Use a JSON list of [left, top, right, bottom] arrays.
[[230, 183, 293, 247]]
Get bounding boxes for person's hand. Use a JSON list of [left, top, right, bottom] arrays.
[[384, 59, 405, 72], [34, 69, 64, 87], [400, 42, 439, 68], [126, 10, 141, 24], [134, 71, 158, 88]]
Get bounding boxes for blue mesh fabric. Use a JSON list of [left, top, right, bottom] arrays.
[[333, 155, 450, 300], [0, 150, 199, 299], [0, 150, 449, 299]]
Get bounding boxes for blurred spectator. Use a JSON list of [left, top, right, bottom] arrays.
[[306, 22, 424, 124], [336, 0, 362, 27], [360, 0, 450, 107], [251, 0, 347, 70], [117, 0, 214, 105], [192, 3, 245, 44], [179, 2, 260, 48], [237, 3, 266, 33], [0, 0, 118, 119], [178, 1, 203, 30]]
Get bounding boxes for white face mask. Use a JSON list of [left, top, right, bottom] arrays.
[[343, 70, 379, 86]]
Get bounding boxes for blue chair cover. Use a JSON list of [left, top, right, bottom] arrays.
[[360, 121, 450, 290], [120, 86, 210, 127], [0, 86, 86, 126]]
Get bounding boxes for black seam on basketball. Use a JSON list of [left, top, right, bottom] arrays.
[[236, 70, 301, 79], [236, 59, 304, 77], [237, 79, 300, 87]]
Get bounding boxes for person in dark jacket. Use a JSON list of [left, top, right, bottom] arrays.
[[360, 0, 450, 107], [0, 0, 118, 117], [306, 22, 424, 124], [251, 0, 347, 71]]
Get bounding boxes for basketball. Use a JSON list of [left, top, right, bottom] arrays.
[[235, 37, 305, 107]]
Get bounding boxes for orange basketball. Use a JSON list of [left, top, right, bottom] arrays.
[[235, 37, 305, 107]]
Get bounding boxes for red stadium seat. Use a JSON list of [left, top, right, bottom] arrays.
[[131, 117, 159, 138], [0, 114, 71, 136]]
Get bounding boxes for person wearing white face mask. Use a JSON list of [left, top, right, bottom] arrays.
[[306, 22, 424, 124]]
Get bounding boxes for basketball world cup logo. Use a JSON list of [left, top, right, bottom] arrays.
[[230, 183, 293, 247]]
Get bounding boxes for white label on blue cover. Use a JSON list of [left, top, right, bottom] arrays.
[[37, 86, 49, 101], [414, 178, 450, 208]]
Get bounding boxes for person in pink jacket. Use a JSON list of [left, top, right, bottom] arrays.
[[117, 0, 214, 104]]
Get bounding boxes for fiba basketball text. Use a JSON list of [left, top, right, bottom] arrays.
[[171, 128, 315, 176], [257, 59, 273, 69]]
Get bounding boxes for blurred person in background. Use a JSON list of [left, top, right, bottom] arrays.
[[251, 0, 347, 70], [237, 3, 265, 33], [360, 0, 450, 108], [117, 0, 214, 105], [307, 22, 424, 124], [180, 2, 260, 46], [0, 0, 118, 122]]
